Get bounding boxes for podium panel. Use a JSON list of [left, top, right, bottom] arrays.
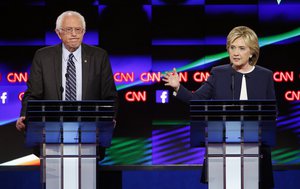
[[190, 100, 277, 189], [25, 100, 115, 189]]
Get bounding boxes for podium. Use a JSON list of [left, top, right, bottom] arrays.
[[25, 100, 115, 189], [190, 100, 277, 189]]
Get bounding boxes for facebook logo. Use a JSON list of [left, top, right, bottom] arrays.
[[1, 92, 7, 104], [156, 90, 169, 104]]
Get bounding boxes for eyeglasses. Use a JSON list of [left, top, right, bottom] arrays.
[[60, 27, 84, 34]]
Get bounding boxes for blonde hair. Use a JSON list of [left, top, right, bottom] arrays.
[[226, 26, 259, 65]]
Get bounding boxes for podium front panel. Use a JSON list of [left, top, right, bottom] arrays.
[[190, 100, 277, 189], [226, 156, 241, 189], [81, 144, 97, 155], [244, 122, 259, 142], [81, 123, 97, 143], [208, 157, 224, 189], [207, 122, 223, 143], [225, 122, 241, 143], [45, 158, 61, 189], [244, 157, 259, 189], [81, 158, 97, 189], [63, 123, 80, 143], [63, 158, 79, 189], [45, 123, 61, 143], [25, 100, 115, 189]]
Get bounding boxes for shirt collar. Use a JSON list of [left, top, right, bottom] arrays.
[[230, 64, 256, 77], [62, 44, 81, 62]]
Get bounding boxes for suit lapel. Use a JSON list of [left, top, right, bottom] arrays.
[[54, 44, 63, 100], [82, 44, 90, 100]]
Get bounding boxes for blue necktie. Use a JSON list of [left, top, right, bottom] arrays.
[[65, 53, 76, 101]]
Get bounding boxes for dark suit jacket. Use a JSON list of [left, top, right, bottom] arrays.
[[177, 64, 275, 102], [21, 43, 118, 116]]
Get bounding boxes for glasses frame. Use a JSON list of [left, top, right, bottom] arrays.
[[60, 27, 85, 34]]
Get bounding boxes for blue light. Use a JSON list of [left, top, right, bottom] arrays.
[[45, 31, 99, 46], [109, 55, 152, 87], [259, 5, 300, 22], [205, 5, 257, 15], [152, 0, 204, 5], [0, 40, 45, 46], [0, 85, 27, 126], [143, 5, 152, 21], [98, 5, 107, 15], [152, 36, 226, 46], [152, 39, 204, 46]]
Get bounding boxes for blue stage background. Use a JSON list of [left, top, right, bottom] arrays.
[[0, 0, 300, 188]]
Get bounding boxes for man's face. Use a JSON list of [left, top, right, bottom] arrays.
[[56, 15, 85, 52]]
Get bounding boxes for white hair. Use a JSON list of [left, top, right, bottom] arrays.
[[56, 10, 86, 30]]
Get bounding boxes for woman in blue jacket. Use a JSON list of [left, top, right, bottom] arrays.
[[163, 26, 275, 189]]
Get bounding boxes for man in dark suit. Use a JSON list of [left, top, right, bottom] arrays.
[[163, 26, 275, 189], [16, 10, 118, 160]]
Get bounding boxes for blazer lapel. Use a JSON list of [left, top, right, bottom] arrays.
[[82, 45, 90, 100], [54, 44, 63, 100]]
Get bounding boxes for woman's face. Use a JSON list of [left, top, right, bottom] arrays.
[[228, 37, 252, 71]]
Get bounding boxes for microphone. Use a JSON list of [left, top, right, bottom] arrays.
[[60, 86, 64, 100], [231, 73, 235, 100], [64, 72, 69, 100]]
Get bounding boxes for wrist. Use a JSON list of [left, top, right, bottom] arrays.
[[174, 85, 180, 92]]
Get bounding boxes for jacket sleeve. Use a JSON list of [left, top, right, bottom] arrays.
[[20, 51, 44, 116], [266, 71, 276, 100], [100, 51, 118, 118], [175, 68, 216, 104]]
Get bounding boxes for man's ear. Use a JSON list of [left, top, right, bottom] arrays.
[[55, 29, 62, 39]]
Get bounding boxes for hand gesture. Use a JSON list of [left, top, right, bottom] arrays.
[[162, 68, 180, 92], [16, 116, 26, 131]]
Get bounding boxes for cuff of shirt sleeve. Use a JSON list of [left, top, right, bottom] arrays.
[[173, 85, 180, 96]]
